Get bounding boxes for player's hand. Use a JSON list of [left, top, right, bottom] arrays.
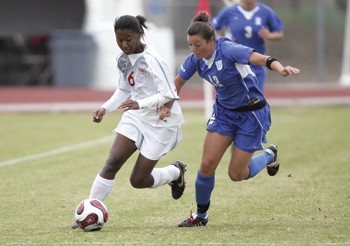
[[158, 105, 171, 120], [258, 26, 271, 40], [118, 99, 139, 111], [93, 108, 106, 123], [279, 66, 301, 77]]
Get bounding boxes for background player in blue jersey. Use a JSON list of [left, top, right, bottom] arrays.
[[160, 11, 300, 227], [212, 0, 284, 92]]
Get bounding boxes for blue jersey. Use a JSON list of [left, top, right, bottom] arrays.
[[211, 3, 284, 55], [178, 38, 264, 110]]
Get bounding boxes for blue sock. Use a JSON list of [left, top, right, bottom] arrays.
[[195, 171, 215, 218], [247, 151, 274, 179]]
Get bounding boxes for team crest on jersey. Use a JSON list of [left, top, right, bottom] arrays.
[[138, 67, 147, 76], [255, 17, 262, 26], [215, 60, 223, 71]]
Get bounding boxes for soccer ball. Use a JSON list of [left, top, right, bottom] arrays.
[[74, 198, 108, 231]]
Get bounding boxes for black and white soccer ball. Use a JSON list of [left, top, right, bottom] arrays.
[[74, 198, 108, 232]]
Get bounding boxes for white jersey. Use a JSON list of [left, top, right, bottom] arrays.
[[102, 45, 184, 127]]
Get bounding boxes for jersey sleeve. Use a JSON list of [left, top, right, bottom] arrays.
[[137, 54, 179, 109], [101, 70, 130, 113], [178, 54, 197, 81], [265, 6, 284, 32], [221, 40, 254, 65], [211, 6, 231, 30]]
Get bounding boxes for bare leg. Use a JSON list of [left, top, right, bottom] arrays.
[[228, 146, 254, 181], [129, 154, 158, 188], [99, 133, 137, 179], [199, 131, 233, 176]]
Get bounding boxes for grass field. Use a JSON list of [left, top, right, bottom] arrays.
[[0, 106, 349, 245]]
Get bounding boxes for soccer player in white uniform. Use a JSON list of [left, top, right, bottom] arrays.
[[72, 15, 185, 228]]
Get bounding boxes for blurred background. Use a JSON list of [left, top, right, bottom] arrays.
[[0, 0, 348, 89]]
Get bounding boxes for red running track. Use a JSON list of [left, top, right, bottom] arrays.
[[0, 85, 350, 112]]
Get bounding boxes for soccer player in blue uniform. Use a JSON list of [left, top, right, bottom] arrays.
[[160, 11, 300, 227], [211, 0, 284, 92]]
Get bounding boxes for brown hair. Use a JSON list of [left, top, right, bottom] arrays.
[[187, 11, 215, 41]]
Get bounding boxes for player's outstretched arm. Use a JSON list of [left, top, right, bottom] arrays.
[[249, 52, 301, 77]]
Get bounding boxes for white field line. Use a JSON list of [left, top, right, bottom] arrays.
[[0, 136, 114, 168]]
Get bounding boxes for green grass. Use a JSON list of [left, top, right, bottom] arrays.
[[0, 106, 349, 245]]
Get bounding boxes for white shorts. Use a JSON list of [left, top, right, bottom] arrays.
[[113, 114, 182, 160]]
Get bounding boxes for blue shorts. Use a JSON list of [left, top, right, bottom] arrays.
[[206, 103, 271, 153]]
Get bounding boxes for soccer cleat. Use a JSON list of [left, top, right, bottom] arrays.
[[178, 213, 208, 227], [71, 221, 79, 229], [266, 144, 280, 176], [169, 160, 186, 199]]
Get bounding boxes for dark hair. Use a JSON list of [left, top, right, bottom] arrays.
[[114, 15, 149, 36], [187, 11, 215, 41]]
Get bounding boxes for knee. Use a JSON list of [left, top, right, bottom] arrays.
[[199, 160, 216, 176], [129, 176, 144, 189], [228, 170, 245, 182]]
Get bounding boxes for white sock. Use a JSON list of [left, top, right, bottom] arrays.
[[89, 174, 115, 201], [150, 164, 180, 188]]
